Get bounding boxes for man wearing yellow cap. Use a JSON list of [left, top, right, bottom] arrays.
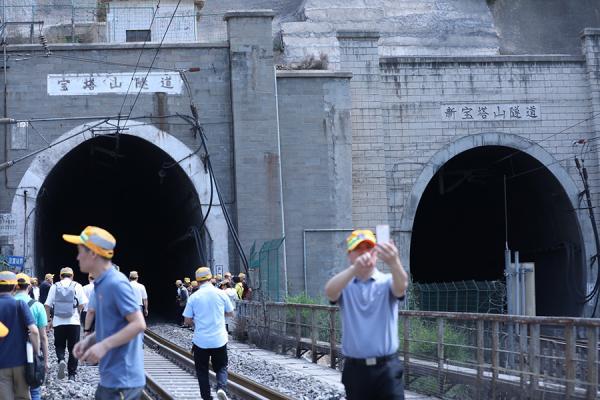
[[0, 270, 40, 399], [63, 226, 146, 399], [183, 267, 234, 400], [325, 229, 409, 400], [44, 266, 88, 380], [39, 273, 54, 305], [235, 272, 252, 300]]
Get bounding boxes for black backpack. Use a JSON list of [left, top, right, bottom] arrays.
[[23, 299, 46, 387]]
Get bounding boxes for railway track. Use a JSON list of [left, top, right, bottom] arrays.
[[143, 329, 294, 400]]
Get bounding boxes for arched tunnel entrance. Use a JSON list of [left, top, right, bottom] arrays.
[[34, 133, 212, 320], [410, 145, 586, 317]]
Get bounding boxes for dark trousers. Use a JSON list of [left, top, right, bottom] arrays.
[[192, 344, 228, 400], [177, 305, 186, 325], [95, 385, 144, 400], [342, 358, 405, 400], [54, 324, 80, 376]]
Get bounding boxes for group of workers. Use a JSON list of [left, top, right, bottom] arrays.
[[1, 224, 409, 400]]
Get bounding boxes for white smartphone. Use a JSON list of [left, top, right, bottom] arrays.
[[376, 224, 390, 244]]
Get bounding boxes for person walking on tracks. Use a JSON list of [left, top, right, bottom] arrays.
[[175, 279, 188, 326], [0, 270, 40, 399], [183, 267, 234, 400], [39, 273, 54, 306], [15, 273, 49, 400], [44, 266, 88, 380], [129, 271, 148, 317], [66, 226, 146, 400], [325, 229, 409, 400]]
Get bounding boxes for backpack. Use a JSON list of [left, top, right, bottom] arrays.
[[20, 299, 45, 387], [53, 282, 79, 318]]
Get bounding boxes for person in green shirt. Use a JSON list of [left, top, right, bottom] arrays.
[[15, 273, 48, 400]]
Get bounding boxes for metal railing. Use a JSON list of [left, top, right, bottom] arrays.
[[235, 301, 600, 399]]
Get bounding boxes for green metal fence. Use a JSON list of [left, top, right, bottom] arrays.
[[248, 237, 285, 302], [412, 280, 506, 314]]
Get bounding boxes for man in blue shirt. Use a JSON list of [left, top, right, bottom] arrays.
[[15, 273, 49, 400], [0, 270, 40, 400], [66, 226, 146, 400], [184, 267, 234, 400], [325, 229, 409, 400]]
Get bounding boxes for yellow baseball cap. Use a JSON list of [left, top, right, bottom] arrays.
[[60, 267, 74, 276], [195, 267, 212, 282], [346, 229, 377, 252], [191, 280, 198, 287], [0, 271, 17, 286], [44, 273, 54, 280], [0, 322, 8, 338], [16, 273, 31, 285], [238, 272, 246, 279], [63, 226, 116, 259]]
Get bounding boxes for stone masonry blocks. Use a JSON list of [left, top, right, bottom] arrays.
[[338, 30, 389, 229]]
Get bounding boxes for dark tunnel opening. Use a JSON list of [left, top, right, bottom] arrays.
[[35, 134, 211, 321], [410, 146, 586, 317]]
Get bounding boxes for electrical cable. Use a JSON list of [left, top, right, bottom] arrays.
[[174, 112, 250, 275], [490, 110, 600, 168], [505, 155, 573, 180], [122, 0, 183, 129], [117, 0, 162, 121], [0, 119, 108, 170]]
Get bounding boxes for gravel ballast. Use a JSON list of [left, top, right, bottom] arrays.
[[40, 323, 345, 399]]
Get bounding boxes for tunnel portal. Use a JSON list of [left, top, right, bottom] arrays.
[[35, 133, 211, 320], [410, 145, 586, 317]]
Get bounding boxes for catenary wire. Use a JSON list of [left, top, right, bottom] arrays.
[[122, 0, 183, 129], [117, 0, 162, 121]]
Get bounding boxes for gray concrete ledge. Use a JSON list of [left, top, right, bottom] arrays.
[[581, 28, 600, 37], [276, 70, 352, 79], [223, 10, 275, 20], [337, 30, 380, 40], [4, 41, 229, 52], [380, 55, 585, 65]]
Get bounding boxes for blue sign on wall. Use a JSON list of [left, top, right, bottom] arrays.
[[7, 256, 24, 271]]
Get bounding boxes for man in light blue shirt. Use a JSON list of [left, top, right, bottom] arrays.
[[66, 226, 146, 400], [184, 267, 234, 400], [325, 229, 409, 400]]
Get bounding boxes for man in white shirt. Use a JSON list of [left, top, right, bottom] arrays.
[[44, 267, 88, 380], [129, 271, 148, 317], [81, 274, 95, 332], [184, 267, 234, 400]]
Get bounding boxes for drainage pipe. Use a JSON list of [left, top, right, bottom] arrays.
[[273, 66, 288, 299]]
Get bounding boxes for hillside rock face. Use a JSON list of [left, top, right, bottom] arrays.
[[279, 0, 499, 68], [196, 0, 500, 68], [3, 1, 599, 60]]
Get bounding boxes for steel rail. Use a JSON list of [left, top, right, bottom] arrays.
[[144, 329, 293, 400]]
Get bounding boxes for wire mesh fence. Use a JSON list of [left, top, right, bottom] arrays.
[[248, 237, 285, 302], [0, 4, 227, 44], [236, 302, 600, 399], [413, 280, 507, 314]]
